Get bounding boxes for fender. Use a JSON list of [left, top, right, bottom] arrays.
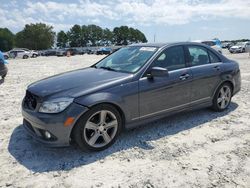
[[73, 80, 140, 125], [74, 92, 124, 108]]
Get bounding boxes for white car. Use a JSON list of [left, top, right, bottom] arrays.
[[229, 42, 250, 53], [4, 48, 38, 59], [193, 40, 222, 54]]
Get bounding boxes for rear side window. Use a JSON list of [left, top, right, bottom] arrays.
[[188, 46, 210, 66], [152, 46, 186, 71], [208, 51, 221, 63]]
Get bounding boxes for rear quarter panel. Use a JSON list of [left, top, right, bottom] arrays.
[[217, 60, 241, 95]]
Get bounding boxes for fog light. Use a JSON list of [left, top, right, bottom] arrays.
[[45, 131, 51, 139]]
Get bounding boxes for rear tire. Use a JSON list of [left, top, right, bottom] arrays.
[[73, 104, 122, 151], [212, 83, 232, 112]]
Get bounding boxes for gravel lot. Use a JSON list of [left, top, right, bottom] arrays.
[[0, 51, 249, 188]]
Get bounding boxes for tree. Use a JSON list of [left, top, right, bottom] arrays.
[[113, 26, 147, 45], [97, 28, 113, 46], [57, 30, 68, 48], [87, 24, 103, 46], [62, 24, 147, 47], [113, 26, 130, 45], [67, 24, 112, 47], [0, 28, 14, 51], [67, 24, 83, 47], [15, 23, 55, 50]]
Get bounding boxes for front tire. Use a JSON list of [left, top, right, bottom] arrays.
[[73, 104, 122, 151], [212, 83, 232, 112], [23, 55, 28, 59]]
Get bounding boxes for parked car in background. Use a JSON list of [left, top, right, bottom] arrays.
[[42, 49, 57, 56], [4, 48, 38, 59], [222, 42, 233, 49], [8, 49, 31, 59], [30, 50, 39, 58], [96, 47, 112, 55], [56, 49, 67, 57], [22, 42, 241, 151], [86, 48, 96, 54], [56, 48, 84, 57], [229, 42, 250, 53], [74, 48, 86, 55], [194, 40, 222, 54]]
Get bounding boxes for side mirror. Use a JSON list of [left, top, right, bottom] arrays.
[[147, 67, 169, 78]]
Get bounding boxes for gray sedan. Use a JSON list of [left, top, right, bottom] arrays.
[[22, 42, 241, 151]]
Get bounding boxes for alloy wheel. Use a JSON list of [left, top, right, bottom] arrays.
[[83, 110, 118, 148], [217, 85, 231, 109]]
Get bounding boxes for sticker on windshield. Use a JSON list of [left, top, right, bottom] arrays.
[[139, 47, 157, 52]]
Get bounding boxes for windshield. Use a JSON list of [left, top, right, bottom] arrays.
[[94, 46, 158, 73]]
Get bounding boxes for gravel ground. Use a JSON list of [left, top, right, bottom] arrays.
[[0, 51, 249, 188]]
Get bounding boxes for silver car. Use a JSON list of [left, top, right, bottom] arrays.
[[229, 42, 250, 53]]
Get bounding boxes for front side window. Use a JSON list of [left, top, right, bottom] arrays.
[[188, 46, 210, 66], [151, 46, 186, 71], [94, 46, 158, 73]]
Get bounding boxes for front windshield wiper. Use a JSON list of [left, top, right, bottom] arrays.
[[99, 66, 117, 72]]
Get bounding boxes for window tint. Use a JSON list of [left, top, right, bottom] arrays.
[[152, 46, 185, 71], [208, 51, 221, 63], [188, 46, 210, 66]]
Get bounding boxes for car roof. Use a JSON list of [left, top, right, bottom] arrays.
[[129, 42, 209, 48]]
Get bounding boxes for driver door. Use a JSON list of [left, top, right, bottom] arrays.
[[138, 45, 192, 118]]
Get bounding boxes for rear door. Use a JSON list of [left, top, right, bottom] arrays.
[[138, 45, 193, 118], [186, 45, 222, 103]]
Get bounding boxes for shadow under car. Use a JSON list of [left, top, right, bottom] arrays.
[[8, 102, 238, 173]]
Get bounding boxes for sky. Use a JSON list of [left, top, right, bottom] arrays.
[[0, 0, 250, 42]]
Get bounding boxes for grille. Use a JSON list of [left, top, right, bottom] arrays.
[[23, 91, 38, 110]]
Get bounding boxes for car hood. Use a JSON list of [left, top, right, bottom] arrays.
[[28, 67, 133, 99], [231, 45, 242, 49]]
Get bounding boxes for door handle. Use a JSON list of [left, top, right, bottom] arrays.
[[213, 66, 220, 71], [179, 74, 190, 80]]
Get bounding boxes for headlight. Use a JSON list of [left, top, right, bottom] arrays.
[[39, 97, 74, 113]]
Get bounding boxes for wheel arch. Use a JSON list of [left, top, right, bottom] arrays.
[[213, 80, 234, 99], [70, 101, 126, 142]]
